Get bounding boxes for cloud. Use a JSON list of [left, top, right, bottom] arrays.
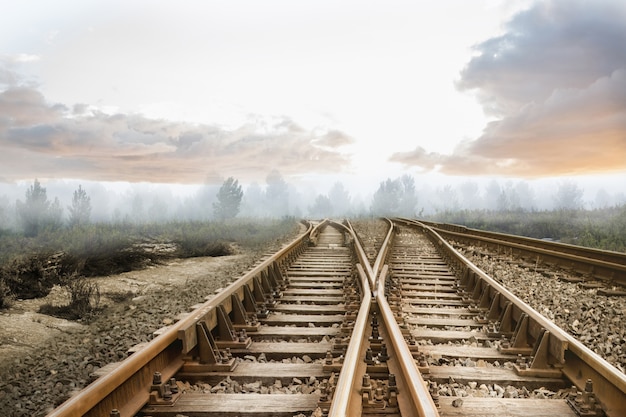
[[392, 0, 626, 177], [0, 85, 352, 184], [313, 130, 355, 148]]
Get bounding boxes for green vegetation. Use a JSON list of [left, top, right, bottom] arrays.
[[16, 179, 63, 237], [0, 178, 300, 318], [0, 217, 299, 316], [213, 177, 244, 220], [428, 205, 626, 252]]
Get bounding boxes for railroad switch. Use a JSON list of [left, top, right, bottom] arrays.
[[322, 350, 344, 372], [331, 337, 349, 354], [186, 320, 238, 372], [317, 373, 337, 412], [412, 351, 430, 373], [475, 313, 489, 324], [231, 294, 261, 333], [398, 322, 411, 336], [376, 343, 390, 362], [365, 347, 389, 374], [361, 374, 399, 409], [566, 380, 605, 417], [369, 313, 383, 344], [241, 283, 269, 319], [147, 372, 181, 406], [253, 275, 277, 309], [428, 381, 441, 408], [510, 329, 564, 378], [214, 305, 252, 350], [339, 319, 355, 335]]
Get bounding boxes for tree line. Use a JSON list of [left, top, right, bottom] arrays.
[[2, 173, 625, 238]]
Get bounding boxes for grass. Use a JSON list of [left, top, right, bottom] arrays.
[[427, 205, 626, 252], [1, 217, 299, 317]]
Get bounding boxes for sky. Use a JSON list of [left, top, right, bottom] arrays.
[[1, 0, 625, 202]]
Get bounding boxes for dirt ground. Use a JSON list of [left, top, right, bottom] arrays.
[[0, 253, 248, 372]]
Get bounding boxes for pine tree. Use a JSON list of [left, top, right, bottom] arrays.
[[68, 185, 92, 227], [213, 177, 244, 220], [16, 179, 63, 236]]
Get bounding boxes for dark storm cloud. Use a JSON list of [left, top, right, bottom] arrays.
[[393, 0, 626, 177], [0, 84, 352, 183]]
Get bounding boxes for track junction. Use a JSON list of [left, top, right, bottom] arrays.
[[46, 219, 626, 417]]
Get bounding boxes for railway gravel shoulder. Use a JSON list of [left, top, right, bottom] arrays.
[[454, 244, 626, 374], [0, 241, 292, 417]]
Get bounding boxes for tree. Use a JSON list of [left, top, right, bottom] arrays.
[[68, 185, 92, 227], [554, 181, 584, 210], [265, 170, 290, 217], [328, 182, 351, 217], [484, 180, 502, 210], [370, 176, 420, 217], [308, 194, 333, 218], [213, 177, 244, 220], [371, 178, 403, 216], [240, 182, 264, 217], [398, 175, 418, 217], [436, 185, 460, 213], [16, 179, 62, 236]]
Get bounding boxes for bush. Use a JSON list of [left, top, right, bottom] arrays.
[[0, 277, 12, 308], [0, 252, 62, 299], [428, 205, 626, 252], [39, 274, 101, 321], [0, 218, 300, 308]]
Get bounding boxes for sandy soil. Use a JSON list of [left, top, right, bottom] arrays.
[[0, 254, 247, 362]]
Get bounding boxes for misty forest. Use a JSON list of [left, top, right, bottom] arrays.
[[1, 171, 625, 316]]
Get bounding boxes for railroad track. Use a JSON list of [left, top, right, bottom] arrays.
[[413, 219, 626, 289], [45, 219, 626, 417]]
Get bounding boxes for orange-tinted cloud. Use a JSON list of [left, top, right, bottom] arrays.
[[0, 86, 352, 184], [392, 0, 626, 177]]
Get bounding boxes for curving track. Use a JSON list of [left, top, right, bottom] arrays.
[[45, 219, 626, 417], [416, 220, 626, 288]]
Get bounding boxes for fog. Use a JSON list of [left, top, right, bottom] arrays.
[[1, 171, 624, 231]]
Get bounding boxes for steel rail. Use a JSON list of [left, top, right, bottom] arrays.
[[407, 219, 626, 416], [46, 221, 316, 417], [376, 264, 440, 417], [412, 219, 626, 285], [420, 219, 626, 266], [326, 263, 372, 417], [343, 220, 375, 289], [371, 218, 394, 289], [349, 217, 439, 416]]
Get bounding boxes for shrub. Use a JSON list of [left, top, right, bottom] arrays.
[[0, 218, 300, 308], [39, 274, 101, 321], [0, 277, 12, 308], [0, 252, 62, 299]]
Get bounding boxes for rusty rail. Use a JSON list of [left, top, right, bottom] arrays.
[[326, 263, 372, 417], [412, 219, 626, 285], [376, 265, 440, 417], [46, 217, 626, 417], [407, 219, 626, 416], [46, 222, 316, 417], [330, 218, 440, 417]]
